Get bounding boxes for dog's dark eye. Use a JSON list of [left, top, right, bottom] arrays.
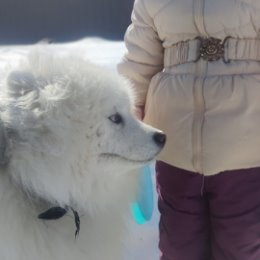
[[108, 113, 123, 124]]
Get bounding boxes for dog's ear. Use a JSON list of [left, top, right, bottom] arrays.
[[7, 71, 38, 98], [0, 120, 10, 165]]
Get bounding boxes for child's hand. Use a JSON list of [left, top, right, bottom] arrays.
[[134, 106, 144, 120]]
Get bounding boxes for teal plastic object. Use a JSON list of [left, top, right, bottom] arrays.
[[131, 165, 154, 224]]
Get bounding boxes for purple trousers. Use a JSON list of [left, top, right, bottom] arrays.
[[156, 161, 260, 260]]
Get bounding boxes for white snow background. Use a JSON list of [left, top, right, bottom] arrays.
[[0, 38, 160, 260]]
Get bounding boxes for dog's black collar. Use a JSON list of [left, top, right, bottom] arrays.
[[38, 206, 80, 238]]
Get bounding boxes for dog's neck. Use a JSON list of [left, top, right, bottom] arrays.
[[2, 173, 81, 238], [0, 168, 131, 260], [38, 206, 81, 238]]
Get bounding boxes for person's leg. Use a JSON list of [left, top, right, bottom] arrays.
[[207, 167, 260, 260], [156, 161, 211, 260]]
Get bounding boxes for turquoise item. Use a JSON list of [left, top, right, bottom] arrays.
[[131, 165, 154, 224]]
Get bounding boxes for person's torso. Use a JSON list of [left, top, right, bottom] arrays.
[[143, 0, 260, 175], [145, 0, 260, 46]]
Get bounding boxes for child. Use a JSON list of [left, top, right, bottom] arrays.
[[118, 0, 260, 259]]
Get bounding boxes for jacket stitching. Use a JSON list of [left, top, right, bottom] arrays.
[[161, 71, 260, 77], [138, 0, 163, 38], [207, 18, 260, 37], [152, 0, 175, 21]]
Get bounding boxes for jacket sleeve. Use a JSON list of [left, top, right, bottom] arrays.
[[117, 0, 164, 107]]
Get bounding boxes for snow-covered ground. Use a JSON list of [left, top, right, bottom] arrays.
[[0, 38, 160, 260]]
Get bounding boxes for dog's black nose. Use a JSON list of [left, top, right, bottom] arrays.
[[153, 132, 166, 147]]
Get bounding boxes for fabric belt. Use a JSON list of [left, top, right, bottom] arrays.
[[164, 37, 260, 67]]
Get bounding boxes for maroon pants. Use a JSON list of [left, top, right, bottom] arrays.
[[156, 161, 260, 260]]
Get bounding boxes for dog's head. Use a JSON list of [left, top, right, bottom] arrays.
[[0, 51, 165, 212]]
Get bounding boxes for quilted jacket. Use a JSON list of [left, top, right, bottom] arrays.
[[118, 0, 260, 175]]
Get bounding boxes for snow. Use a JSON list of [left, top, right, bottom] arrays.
[[0, 38, 160, 260]]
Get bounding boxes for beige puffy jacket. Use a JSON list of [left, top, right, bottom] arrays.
[[118, 0, 260, 175]]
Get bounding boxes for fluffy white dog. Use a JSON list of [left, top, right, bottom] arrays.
[[0, 51, 165, 260]]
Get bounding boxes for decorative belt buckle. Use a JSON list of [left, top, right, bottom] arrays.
[[195, 36, 230, 63]]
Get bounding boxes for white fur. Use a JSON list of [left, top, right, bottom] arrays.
[[0, 50, 164, 260]]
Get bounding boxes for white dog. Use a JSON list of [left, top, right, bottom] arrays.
[[0, 51, 165, 260]]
